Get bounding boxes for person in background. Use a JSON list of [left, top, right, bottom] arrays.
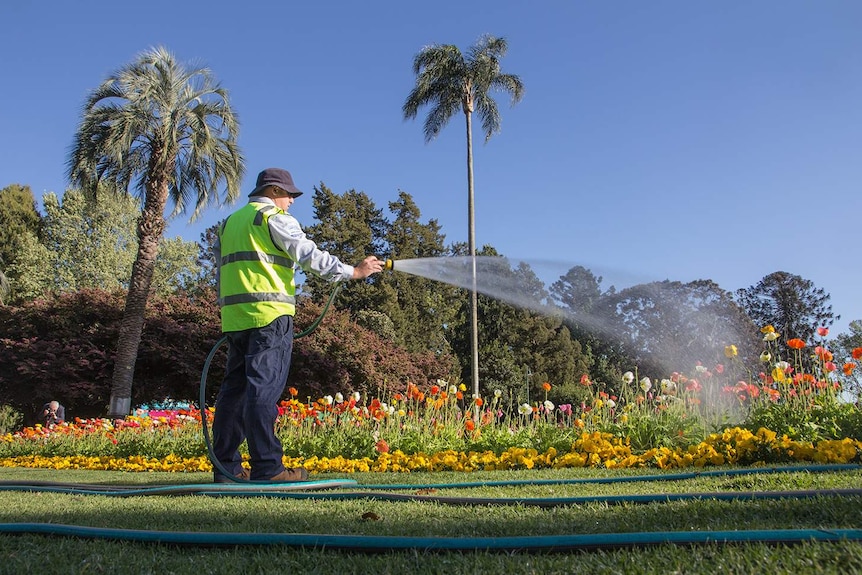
[[212, 167, 383, 483], [40, 401, 65, 426]]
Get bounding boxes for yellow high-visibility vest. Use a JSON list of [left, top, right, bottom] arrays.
[[217, 202, 296, 331]]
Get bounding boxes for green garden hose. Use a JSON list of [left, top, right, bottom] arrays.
[[200, 282, 343, 482], [1, 522, 860, 551]]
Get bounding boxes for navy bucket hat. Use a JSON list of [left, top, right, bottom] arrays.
[[249, 167, 304, 197]]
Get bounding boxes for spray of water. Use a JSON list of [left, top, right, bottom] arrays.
[[389, 256, 753, 410]]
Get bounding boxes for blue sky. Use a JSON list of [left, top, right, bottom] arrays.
[[2, 1, 860, 335]]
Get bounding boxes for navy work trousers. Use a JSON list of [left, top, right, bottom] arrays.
[[212, 315, 293, 480]]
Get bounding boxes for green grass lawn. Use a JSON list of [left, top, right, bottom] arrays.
[[1, 466, 861, 574]]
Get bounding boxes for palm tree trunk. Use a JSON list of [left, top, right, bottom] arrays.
[[107, 179, 167, 418], [465, 111, 480, 414]]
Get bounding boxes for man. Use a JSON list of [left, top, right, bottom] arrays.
[[40, 401, 65, 426], [212, 167, 383, 483]]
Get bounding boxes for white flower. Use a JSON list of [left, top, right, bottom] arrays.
[[494, 389, 503, 398], [323, 395, 333, 405], [335, 392, 344, 404], [543, 400, 555, 412], [622, 371, 635, 384], [606, 399, 616, 409], [640, 377, 652, 393], [660, 379, 676, 393], [775, 361, 790, 371], [763, 331, 780, 342], [448, 385, 458, 396], [518, 403, 533, 416], [352, 392, 361, 403], [695, 365, 708, 374]]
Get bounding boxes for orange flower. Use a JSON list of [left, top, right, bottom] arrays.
[[814, 346, 833, 362], [786, 338, 805, 350], [375, 440, 389, 454], [288, 387, 298, 397], [464, 419, 476, 431], [579, 374, 591, 386], [542, 382, 552, 392], [843, 363, 856, 376], [852, 347, 862, 360], [474, 397, 484, 407]]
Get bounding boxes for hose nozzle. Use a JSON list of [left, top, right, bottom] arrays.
[[384, 259, 394, 271]]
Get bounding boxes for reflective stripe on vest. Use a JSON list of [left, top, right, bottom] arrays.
[[218, 202, 297, 331]]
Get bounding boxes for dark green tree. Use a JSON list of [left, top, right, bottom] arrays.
[[194, 224, 220, 292], [303, 183, 387, 316], [8, 187, 200, 301], [379, 191, 457, 355], [0, 184, 42, 303], [595, 279, 761, 400], [403, 34, 525, 400], [550, 265, 627, 391], [735, 271, 838, 343], [445, 247, 587, 404], [832, 319, 862, 400], [68, 46, 243, 417]]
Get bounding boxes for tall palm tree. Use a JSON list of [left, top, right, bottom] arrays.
[[403, 35, 524, 403], [68, 46, 244, 418]]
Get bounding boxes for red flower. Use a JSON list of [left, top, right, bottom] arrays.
[[817, 327, 829, 337], [852, 348, 862, 360], [375, 440, 389, 453], [786, 338, 806, 350]]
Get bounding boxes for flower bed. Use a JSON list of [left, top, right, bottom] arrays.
[[3, 327, 860, 473]]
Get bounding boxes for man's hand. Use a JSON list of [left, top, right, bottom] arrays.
[[352, 256, 384, 279]]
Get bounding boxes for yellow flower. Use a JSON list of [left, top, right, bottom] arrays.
[[760, 351, 772, 362], [760, 325, 776, 334], [724, 345, 738, 358]]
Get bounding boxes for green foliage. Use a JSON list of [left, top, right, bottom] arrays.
[[303, 184, 387, 310], [0, 184, 42, 303], [8, 188, 203, 301], [592, 279, 761, 386], [0, 405, 23, 434], [745, 396, 862, 442], [832, 319, 862, 400], [0, 184, 41, 269], [735, 271, 837, 343]]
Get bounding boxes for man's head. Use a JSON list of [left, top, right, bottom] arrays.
[[49, 401, 59, 411], [249, 168, 304, 199]]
